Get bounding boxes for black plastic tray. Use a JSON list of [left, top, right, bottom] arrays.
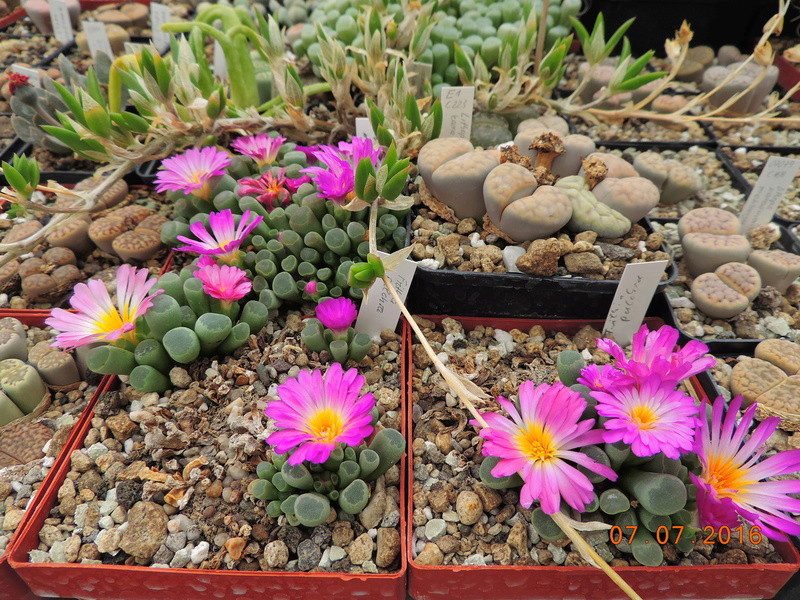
[[660, 223, 800, 355]]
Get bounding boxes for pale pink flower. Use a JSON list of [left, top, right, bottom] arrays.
[[155, 147, 231, 200], [231, 134, 285, 166], [195, 264, 251, 303]]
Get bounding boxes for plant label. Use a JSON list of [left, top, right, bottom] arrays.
[[150, 2, 172, 53], [440, 86, 474, 139], [355, 251, 417, 340], [739, 156, 800, 232], [355, 117, 376, 140], [213, 40, 228, 79], [83, 21, 113, 60], [408, 61, 433, 99], [603, 260, 669, 346], [10, 64, 41, 87], [48, 0, 74, 44]]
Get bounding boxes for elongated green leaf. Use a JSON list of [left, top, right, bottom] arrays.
[[569, 16, 590, 47], [615, 71, 666, 92], [85, 68, 105, 105], [603, 17, 635, 57], [624, 50, 655, 80], [404, 93, 422, 130], [51, 81, 86, 125], [1, 163, 28, 196]]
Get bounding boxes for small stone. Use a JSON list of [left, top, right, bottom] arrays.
[[424, 518, 447, 541], [96, 528, 122, 554], [463, 554, 486, 566], [564, 252, 604, 275], [507, 520, 528, 556], [225, 537, 247, 561], [170, 547, 192, 568], [191, 541, 209, 564], [548, 543, 567, 565], [86, 443, 109, 461], [169, 367, 192, 389], [502, 246, 526, 273], [455, 491, 483, 525], [119, 501, 168, 561], [106, 413, 138, 441], [473, 484, 502, 512], [347, 533, 374, 565], [264, 540, 289, 568], [165, 532, 186, 552], [2, 508, 24, 531], [358, 489, 387, 530], [64, 535, 81, 562], [70, 450, 94, 473], [415, 542, 444, 566], [332, 521, 354, 547], [376, 528, 400, 568]]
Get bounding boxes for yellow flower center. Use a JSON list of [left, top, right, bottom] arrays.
[[96, 308, 137, 344], [515, 423, 556, 462], [307, 408, 345, 443], [629, 404, 658, 430], [705, 452, 755, 500]]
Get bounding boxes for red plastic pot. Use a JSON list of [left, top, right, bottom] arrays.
[[403, 315, 800, 600], [8, 322, 409, 600], [0, 311, 116, 600], [0, 7, 25, 29], [775, 55, 800, 102]]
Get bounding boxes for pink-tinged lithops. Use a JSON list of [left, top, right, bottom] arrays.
[[731, 357, 786, 406], [50, 264, 81, 291], [581, 152, 638, 178], [702, 63, 779, 115], [747, 250, 800, 293], [17, 258, 45, 279], [690, 272, 750, 319], [715, 262, 761, 301], [718, 45, 745, 66], [579, 64, 616, 103], [536, 116, 570, 136], [498, 187, 573, 242], [632, 152, 668, 189], [109, 205, 153, 225], [651, 95, 689, 114], [483, 163, 538, 225], [688, 45, 716, 68], [660, 161, 703, 205], [0, 261, 19, 293], [513, 128, 564, 160], [430, 150, 501, 220], [88, 216, 127, 253], [137, 214, 170, 235], [46, 217, 93, 256], [677, 207, 741, 239], [550, 135, 596, 179], [676, 60, 705, 84], [681, 232, 751, 276], [554, 175, 631, 239], [591, 176, 660, 222], [417, 138, 474, 184], [756, 339, 800, 375]]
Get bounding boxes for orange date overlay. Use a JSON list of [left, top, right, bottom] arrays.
[[608, 525, 763, 545]]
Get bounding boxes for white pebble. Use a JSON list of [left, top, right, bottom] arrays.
[[417, 258, 440, 270], [436, 352, 449, 364], [191, 541, 210, 564], [580, 348, 593, 361], [502, 246, 525, 273], [669, 296, 695, 309], [469, 232, 485, 248]]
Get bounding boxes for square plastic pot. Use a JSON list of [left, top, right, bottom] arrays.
[[402, 315, 800, 600], [8, 322, 409, 600], [0, 310, 116, 600]]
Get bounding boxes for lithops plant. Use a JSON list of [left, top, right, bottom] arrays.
[[632, 152, 703, 205], [591, 176, 660, 222], [677, 207, 741, 239], [429, 149, 501, 219], [0, 359, 47, 421], [514, 129, 597, 180], [747, 250, 800, 294], [730, 339, 800, 428], [300, 298, 373, 366], [249, 428, 405, 527], [21, 0, 79, 34], [701, 62, 779, 115], [470, 113, 513, 148], [88, 205, 166, 262], [690, 262, 761, 319], [681, 233, 752, 277]]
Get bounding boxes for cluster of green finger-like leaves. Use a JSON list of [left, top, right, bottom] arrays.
[[249, 428, 406, 527], [0, 154, 40, 203], [301, 318, 372, 365]]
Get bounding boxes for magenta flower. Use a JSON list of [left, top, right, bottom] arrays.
[[300, 137, 383, 204], [304, 281, 319, 296], [47, 265, 162, 350], [237, 170, 310, 211], [230, 134, 285, 167], [176, 209, 262, 264], [155, 147, 231, 200], [475, 382, 617, 514], [591, 379, 699, 459], [597, 325, 715, 387], [690, 395, 800, 541], [196, 264, 252, 303], [577, 363, 624, 392], [265, 363, 375, 465], [316, 297, 358, 335]]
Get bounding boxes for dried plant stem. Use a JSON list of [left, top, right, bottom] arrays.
[[533, 0, 550, 76], [551, 512, 645, 600]]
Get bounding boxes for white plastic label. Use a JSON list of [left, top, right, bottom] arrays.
[[49, 0, 74, 44], [739, 155, 800, 232], [355, 251, 417, 340], [150, 2, 172, 53], [213, 40, 228, 79], [355, 118, 376, 140], [603, 260, 669, 346], [83, 21, 113, 59], [10, 64, 41, 87], [440, 86, 474, 139], [408, 61, 433, 99]]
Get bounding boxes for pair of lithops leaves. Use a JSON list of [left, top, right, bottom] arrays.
[[702, 61, 779, 115], [418, 121, 664, 242], [730, 339, 800, 429], [680, 207, 800, 319]]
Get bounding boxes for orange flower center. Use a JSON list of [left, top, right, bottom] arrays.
[[629, 405, 658, 430], [515, 423, 556, 462], [307, 408, 345, 443], [705, 452, 755, 500]]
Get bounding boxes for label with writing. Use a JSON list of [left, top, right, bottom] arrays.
[[213, 40, 228, 79], [739, 155, 800, 232], [10, 64, 41, 87], [150, 2, 172, 53], [408, 61, 433, 99], [440, 86, 474, 139], [49, 0, 74, 44], [83, 21, 113, 60], [355, 251, 417, 340], [355, 117, 376, 140], [602, 260, 669, 346]]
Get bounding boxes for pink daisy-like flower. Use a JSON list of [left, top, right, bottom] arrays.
[[47, 265, 162, 350], [237, 169, 310, 211], [475, 382, 617, 514], [176, 209, 262, 264], [155, 147, 231, 200], [690, 395, 800, 541], [265, 363, 375, 465], [195, 264, 252, 303], [577, 363, 624, 392], [230, 134, 285, 167], [597, 324, 715, 388], [315, 297, 358, 335], [300, 137, 383, 204], [591, 378, 699, 459]]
